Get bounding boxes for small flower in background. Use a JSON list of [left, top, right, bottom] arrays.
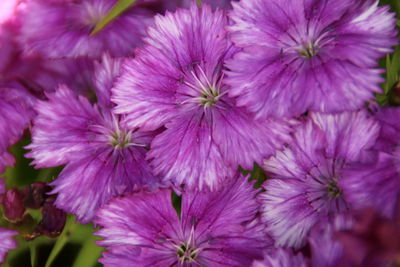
[[112, 4, 292, 190], [260, 111, 380, 249], [18, 0, 156, 58], [226, 0, 398, 118], [95, 174, 269, 266], [26, 54, 160, 223]]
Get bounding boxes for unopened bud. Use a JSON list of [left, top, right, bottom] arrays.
[[3, 189, 26, 223], [24, 182, 51, 209], [35, 196, 66, 238]]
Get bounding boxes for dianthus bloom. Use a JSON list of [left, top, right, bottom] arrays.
[[260, 111, 379, 249], [26, 54, 159, 223], [19, 0, 155, 58], [226, 0, 397, 118], [341, 107, 400, 218], [113, 4, 291, 190], [0, 83, 35, 173], [96, 175, 269, 266], [308, 216, 352, 267]]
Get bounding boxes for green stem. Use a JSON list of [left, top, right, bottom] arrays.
[[91, 0, 137, 35], [71, 235, 103, 267], [44, 216, 76, 267], [29, 242, 37, 267]]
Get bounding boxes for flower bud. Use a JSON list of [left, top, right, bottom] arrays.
[[35, 196, 66, 238], [3, 189, 26, 223], [24, 182, 51, 209]]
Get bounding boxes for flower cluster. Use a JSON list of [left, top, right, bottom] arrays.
[[0, 0, 399, 266]]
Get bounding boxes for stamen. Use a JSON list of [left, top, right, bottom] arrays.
[[326, 179, 342, 198]]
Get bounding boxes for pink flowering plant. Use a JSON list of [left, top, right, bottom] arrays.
[[0, 0, 399, 266]]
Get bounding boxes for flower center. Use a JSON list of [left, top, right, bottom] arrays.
[[181, 63, 226, 109], [326, 179, 342, 198], [176, 243, 198, 262], [200, 87, 220, 107], [109, 130, 131, 149], [299, 43, 318, 58]]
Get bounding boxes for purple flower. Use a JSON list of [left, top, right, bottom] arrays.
[[341, 149, 400, 218], [112, 4, 291, 190], [226, 0, 397, 118], [26, 54, 160, 223], [373, 107, 400, 152], [308, 216, 352, 267], [251, 248, 307, 267], [0, 228, 17, 264], [260, 111, 379, 249], [95, 175, 269, 266], [0, 83, 35, 174], [341, 107, 400, 218], [19, 0, 155, 58]]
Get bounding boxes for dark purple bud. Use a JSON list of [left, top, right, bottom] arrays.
[[3, 189, 26, 223], [24, 182, 51, 209], [35, 196, 66, 238]]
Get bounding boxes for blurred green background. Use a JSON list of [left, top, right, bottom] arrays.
[[1, 0, 400, 266]]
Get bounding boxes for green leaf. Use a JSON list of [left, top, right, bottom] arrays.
[[71, 235, 103, 267], [196, 0, 202, 7], [91, 0, 137, 36]]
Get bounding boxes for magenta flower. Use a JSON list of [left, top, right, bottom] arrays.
[[112, 4, 291, 190], [260, 111, 380, 249], [0, 83, 35, 174], [373, 107, 400, 152], [96, 175, 269, 266], [26, 54, 160, 223], [341, 107, 400, 218], [226, 0, 397, 118], [308, 216, 352, 267], [19, 0, 155, 58]]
